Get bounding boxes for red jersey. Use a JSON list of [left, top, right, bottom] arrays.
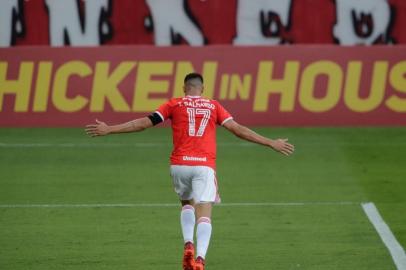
[[155, 96, 233, 169]]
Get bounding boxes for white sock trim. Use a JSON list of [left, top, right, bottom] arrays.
[[197, 217, 211, 224]]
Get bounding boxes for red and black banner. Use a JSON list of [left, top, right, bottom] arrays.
[[1, 0, 406, 47]]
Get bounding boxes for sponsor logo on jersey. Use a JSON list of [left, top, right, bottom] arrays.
[[183, 156, 207, 162]]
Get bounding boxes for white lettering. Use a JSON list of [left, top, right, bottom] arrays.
[[0, 0, 23, 47], [183, 101, 215, 109], [334, 0, 392, 45], [45, 0, 112, 46], [183, 156, 207, 162], [234, 0, 293, 45], [145, 0, 204, 45]]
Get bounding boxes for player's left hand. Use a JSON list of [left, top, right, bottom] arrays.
[[85, 119, 110, 137], [270, 138, 295, 156]]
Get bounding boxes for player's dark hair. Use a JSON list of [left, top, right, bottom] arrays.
[[184, 73, 203, 84]]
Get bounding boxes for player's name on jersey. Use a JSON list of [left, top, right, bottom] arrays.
[[181, 100, 215, 110]]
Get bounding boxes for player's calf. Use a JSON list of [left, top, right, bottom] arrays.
[[181, 204, 196, 270], [195, 217, 211, 269]]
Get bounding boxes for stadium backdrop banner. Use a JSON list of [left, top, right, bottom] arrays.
[[1, 0, 406, 47], [0, 46, 405, 127]]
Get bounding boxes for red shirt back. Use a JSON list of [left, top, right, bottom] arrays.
[[156, 96, 233, 169]]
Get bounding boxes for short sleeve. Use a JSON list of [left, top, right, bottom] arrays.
[[215, 101, 233, 126], [155, 100, 173, 121]]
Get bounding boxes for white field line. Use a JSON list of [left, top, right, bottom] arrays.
[[0, 141, 402, 148], [362, 202, 406, 270], [0, 142, 253, 148], [0, 201, 360, 208]]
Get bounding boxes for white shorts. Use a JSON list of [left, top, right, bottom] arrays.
[[170, 165, 220, 204]]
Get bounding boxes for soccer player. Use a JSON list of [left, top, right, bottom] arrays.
[[85, 73, 294, 270]]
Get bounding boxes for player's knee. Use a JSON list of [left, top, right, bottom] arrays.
[[181, 199, 193, 206]]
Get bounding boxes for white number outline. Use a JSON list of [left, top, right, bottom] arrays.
[[186, 108, 211, 137]]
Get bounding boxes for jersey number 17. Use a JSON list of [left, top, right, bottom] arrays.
[[186, 108, 211, 137]]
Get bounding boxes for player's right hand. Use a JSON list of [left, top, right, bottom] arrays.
[[270, 138, 295, 156], [85, 119, 110, 137]]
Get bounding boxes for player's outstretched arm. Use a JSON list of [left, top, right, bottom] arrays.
[[223, 119, 294, 156], [85, 117, 153, 137]]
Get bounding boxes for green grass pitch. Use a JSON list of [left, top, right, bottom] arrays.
[[0, 127, 405, 270]]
